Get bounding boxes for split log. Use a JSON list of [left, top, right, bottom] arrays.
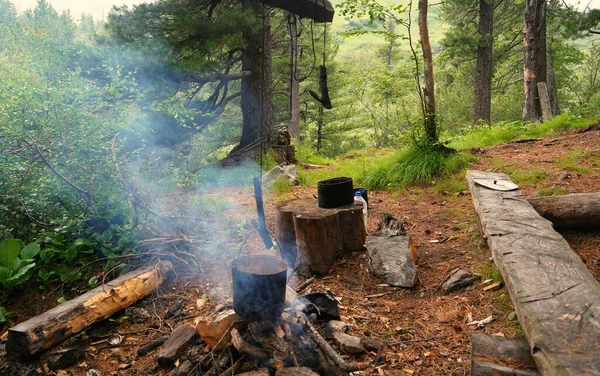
[[466, 170, 600, 375], [196, 309, 244, 350], [275, 198, 366, 275], [7, 261, 173, 360], [157, 324, 199, 368], [471, 333, 538, 376], [528, 192, 600, 230]]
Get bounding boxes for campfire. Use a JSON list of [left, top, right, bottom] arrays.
[[193, 254, 370, 375]]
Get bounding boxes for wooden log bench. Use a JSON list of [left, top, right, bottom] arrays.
[[275, 198, 366, 275], [466, 170, 600, 375]]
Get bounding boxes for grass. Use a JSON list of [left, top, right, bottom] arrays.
[[447, 113, 598, 150], [478, 262, 504, 284], [533, 187, 571, 197], [360, 144, 475, 189], [510, 169, 548, 188], [298, 149, 395, 187]]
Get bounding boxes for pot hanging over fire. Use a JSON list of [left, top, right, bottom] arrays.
[[232, 255, 287, 321]]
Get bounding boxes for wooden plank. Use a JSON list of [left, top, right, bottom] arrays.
[[528, 192, 600, 230], [466, 170, 600, 376], [7, 261, 173, 360], [262, 0, 334, 23]]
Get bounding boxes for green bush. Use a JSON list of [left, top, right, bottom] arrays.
[[360, 144, 474, 189]]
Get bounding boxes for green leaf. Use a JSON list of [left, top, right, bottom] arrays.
[[8, 262, 35, 283], [0, 239, 21, 270], [0, 266, 12, 285], [101, 230, 112, 241], [57, 296, 67, 304], [20, 242, 40, 260], [72, 238, 92, 248], [40, 248, 53, 263], [0, 306, 10, 324]]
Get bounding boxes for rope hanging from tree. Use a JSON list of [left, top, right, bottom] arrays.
[[308, 21, 332, 109]]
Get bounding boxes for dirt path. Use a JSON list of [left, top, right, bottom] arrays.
[[1, 129, 598, 376]]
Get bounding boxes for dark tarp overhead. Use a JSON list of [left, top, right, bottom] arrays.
[[261, 0, 334, 22]]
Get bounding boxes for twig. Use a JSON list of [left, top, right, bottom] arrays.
[[218, 355, 246, 376], [295, 276, 316, 293], [30, 141, 92, 208]]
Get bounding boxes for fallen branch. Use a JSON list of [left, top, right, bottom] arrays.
[[7, 261, 173, 360], [298, 317, 368, 373]]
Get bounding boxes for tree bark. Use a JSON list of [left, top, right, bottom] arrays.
[[523, 0, 547, 122], [418, 0, 437, 142], [288, 14, 300, 139], [7, 262, 173, 360], [238, 0, 274, 151], [474, 0, 494, 125], [547, 39, 560, 115], [528, 192, 600, 230]]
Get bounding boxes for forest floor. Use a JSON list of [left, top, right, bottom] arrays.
[[1, 127, 599, 376]]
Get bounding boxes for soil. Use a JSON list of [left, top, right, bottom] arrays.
[[1, 128, 599, 376]]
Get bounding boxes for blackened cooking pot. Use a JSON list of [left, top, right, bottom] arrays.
[[318, 177, 354, 208], [232, 255, 287, 321]]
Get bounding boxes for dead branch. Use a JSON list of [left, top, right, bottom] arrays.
[[298, 317, 368, 372], [230, 328, 269, 360], [29, 141, 92, 208]]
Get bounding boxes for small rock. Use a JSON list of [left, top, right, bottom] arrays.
[[125, 307, 150, 323], [262, 165, 299, 186], [171, 360, 194, 376], [48, 349, 85, 371], [557, 171, 571, 181], [360, 337, 383, 352], [441, 269, 481, 295], [508, 311, 518, 321], [325, 320, 349, 338], [332, 332, 366, 355]]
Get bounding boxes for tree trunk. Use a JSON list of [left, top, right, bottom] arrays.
[[418, 0, 437, 142], [523, 0, 547, 122], [238, 0, 274, 151], [474, 0, 494, 125], [288, 15, 300, 139], [547, 40, 560, 115]]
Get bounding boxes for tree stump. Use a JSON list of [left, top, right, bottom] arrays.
[[275, 198, 366, 276]]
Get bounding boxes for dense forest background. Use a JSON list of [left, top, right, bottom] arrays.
[[1, 0, 599, 320]]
